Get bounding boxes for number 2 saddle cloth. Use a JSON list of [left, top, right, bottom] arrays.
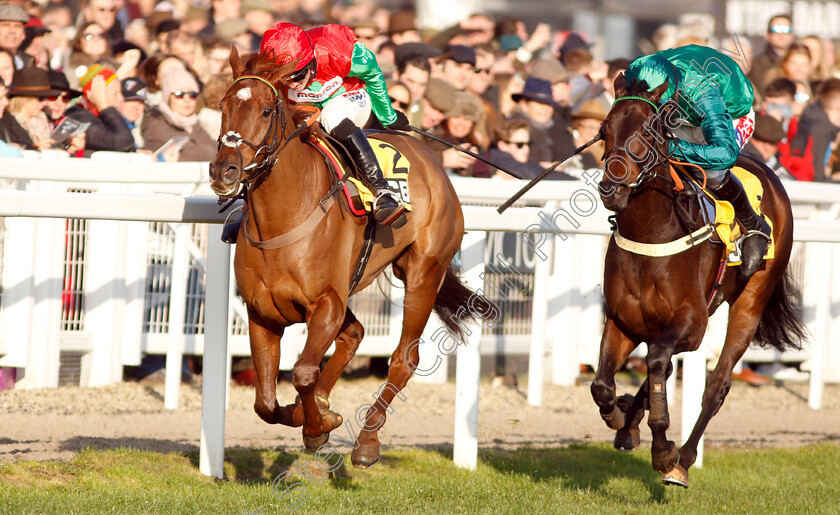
[[310, 134, 413, 217]]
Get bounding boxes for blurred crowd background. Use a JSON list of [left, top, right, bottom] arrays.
[[0, 0, 839, 183]]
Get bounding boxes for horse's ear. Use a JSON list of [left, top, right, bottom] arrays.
[[649, 79, 669, 103], [230, 45, 245, 79], [614, 72, 627, 97]]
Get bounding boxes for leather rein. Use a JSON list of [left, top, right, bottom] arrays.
[[218, 74, 339, 249], [605, 96, 714, 256]]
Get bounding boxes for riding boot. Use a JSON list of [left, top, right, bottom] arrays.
[[710, 170, 771, 277], [330, 119, 405, 225], [221, 220, 240, 244]]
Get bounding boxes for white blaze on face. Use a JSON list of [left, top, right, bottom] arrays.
[[236, 87, 252, 101]]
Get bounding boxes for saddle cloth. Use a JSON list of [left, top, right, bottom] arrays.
[[682, 166, 775, 266], [311, 135, 413, 217]]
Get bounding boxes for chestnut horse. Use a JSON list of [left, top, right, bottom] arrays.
[[592, 77, 807, 486], [209, 48, 486, 467]]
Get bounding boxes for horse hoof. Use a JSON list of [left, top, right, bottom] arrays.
[[351, 444, 380, 469], [302, 432, 330, 451], [662, 464, 689, 488], [614, 427, 641, 452]]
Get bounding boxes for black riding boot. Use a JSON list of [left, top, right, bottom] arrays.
[[331, 119, 405, 225], [710, 171, 771, 277]]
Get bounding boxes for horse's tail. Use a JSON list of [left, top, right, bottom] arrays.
[[433, 263, 496, 344], [753, 269, 809, 351]]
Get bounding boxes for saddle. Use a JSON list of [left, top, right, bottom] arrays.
[[309, 133, 413, 217], [669, 162, 775, 267]]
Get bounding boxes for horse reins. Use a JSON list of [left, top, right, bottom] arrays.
[[217, 75, 309, 202]]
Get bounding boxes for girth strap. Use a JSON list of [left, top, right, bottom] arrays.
[[348, 218, 377, 295], [613, 224, 715, 257]]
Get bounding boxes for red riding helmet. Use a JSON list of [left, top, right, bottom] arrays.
[[260, 22, 315, 71]]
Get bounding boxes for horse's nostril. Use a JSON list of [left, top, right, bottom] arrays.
[[223, 166, 239, 180]]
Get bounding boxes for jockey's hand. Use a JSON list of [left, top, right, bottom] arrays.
[[386, 111, 411, 131]]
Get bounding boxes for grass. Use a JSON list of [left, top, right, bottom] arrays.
[[1, 443, 838, 514]]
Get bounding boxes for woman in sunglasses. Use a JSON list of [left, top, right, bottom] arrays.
[[142, 68, 215, 162], [260, 22, 411, 225]]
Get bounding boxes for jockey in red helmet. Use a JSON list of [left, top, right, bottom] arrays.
[[261, 22, 409, 225]]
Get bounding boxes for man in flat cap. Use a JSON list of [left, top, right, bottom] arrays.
[[0, 3, 30, 68]]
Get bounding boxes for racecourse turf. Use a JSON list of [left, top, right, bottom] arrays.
[[0, 443, 838, 514]]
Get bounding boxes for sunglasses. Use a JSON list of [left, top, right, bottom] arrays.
[[474, 67, 491, 74], [505, 140, 530, 149], [83, 33, 105, 41], [769, 24, 793, 34], [45, 93, 68, 102], [172, 90, 199, 99], [289, 67, 309, 83], [389, 97, 410, 110]]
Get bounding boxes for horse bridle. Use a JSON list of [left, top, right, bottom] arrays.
[[603, 95, 675, 192], [218, 75, 307, 196]]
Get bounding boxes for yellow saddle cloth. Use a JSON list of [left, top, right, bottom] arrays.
[[707, 167, 775, 266], [313, 135, 412, 216]]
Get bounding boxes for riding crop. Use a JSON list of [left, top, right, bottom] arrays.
[[496, 134, 602, 214]]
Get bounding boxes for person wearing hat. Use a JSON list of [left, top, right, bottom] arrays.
[[742, 113, 794, 180], [384, 11, 419, 46], [473, 117, 573, 180], [241, 0, 274, 49], [2, 66, 63, 150], [421, 77, 454, 130], [568, 99, 607, 169], [116, 77, 147, 149], [510, 76, 559, 165], [215, 18, 253, 52], [0, 2, 30, 68], [529, 58, 578, 161], [142, 68, 215, 162], [63, 63, 135, 153], [433, 44, 476, 92], [42, 70, 86, 154], [259, 22, 411, 225], [621, 44, 769, 278], [428, 90, 486, 175]]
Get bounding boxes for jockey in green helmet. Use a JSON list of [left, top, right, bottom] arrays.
[[623, 44, 771, 278]]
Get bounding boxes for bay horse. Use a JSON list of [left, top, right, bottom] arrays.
[[592, 76, 807, 487], [209, 48, 488, 468]]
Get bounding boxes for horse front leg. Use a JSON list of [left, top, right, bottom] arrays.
[[647, 308, 706, 480], [591, 319, 638, 433], [298, 308, 364, 450], [295, 288, 346, 445], [248, 318, 298, 426]]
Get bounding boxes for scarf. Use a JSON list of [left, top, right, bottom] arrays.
[[158, 101, 198, 133]]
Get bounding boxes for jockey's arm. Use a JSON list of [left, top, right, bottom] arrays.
[[348, 42, 398, 127], [670, 87, 740, 171]]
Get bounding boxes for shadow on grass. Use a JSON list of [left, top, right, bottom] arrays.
[[439, 443, 669, 503]]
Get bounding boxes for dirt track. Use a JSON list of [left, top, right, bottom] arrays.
[[1, 377, 838, 462]]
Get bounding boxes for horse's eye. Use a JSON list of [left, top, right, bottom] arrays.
[[262, 107, 272, 117]]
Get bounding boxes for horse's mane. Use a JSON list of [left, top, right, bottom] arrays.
[[244, 50, 298, 80]]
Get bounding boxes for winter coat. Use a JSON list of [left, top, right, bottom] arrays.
[[141, 107, 216, 162]]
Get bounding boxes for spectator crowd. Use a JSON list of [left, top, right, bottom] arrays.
[[0, 0, 838, 182]]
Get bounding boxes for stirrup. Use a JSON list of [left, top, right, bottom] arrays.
[[373, 191, 406, 226], [738, 229, 770, 277]]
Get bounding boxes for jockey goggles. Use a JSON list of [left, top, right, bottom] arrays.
[[289, 60, 316, 84]]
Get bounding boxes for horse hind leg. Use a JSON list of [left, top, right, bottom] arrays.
[[669, 295, 767, 487], [300, 309, 364, 451], [352, 255, 444, 468]]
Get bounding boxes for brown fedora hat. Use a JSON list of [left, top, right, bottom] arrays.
[[8, 67, 64, 98], [383, 11, 416, 35]]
